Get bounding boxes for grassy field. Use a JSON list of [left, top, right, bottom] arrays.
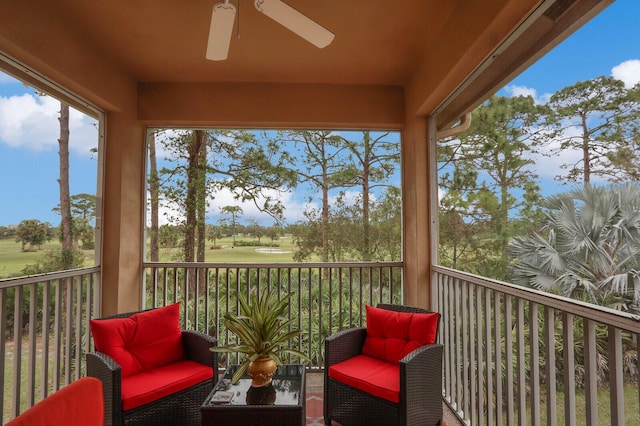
[[524, 385, 639, 426], [154, 236, 300, 263], [0, 235, 300, 279], [0, 238, 75, 279]]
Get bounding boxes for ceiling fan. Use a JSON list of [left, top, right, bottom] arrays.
[[206, 0, 335, 61]]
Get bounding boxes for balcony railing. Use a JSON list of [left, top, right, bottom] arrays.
[[0, 262, 402, 422], [433, 265, 640, 426], [142, 261, 404, 367], [0, 267, 101, 423], [2, 262, 638, 425]]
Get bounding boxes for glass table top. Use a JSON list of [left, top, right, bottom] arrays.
[[208, 364, 304, 406]]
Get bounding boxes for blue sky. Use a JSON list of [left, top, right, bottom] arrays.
[[502, 0, 640, 96], [496, 0, 640, 195], [0, 0, 639, 227]]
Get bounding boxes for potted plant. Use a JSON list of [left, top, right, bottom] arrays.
[[211, 291, 309, 386]]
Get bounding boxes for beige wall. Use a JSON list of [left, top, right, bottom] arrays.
[[100, 113, 146, 315], [138, 82, 405, 130]]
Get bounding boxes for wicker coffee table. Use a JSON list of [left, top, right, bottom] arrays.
[[201, 364, 306, 425]]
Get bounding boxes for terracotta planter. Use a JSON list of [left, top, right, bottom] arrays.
[[247, 358, 277, 387]]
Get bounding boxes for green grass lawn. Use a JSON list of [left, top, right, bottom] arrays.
[[0, 237, 94, 279], [0, 238, 65, 279], [513, 385, 640, 425], [152, 235, 302, 263], [0, 235, 301, 279]]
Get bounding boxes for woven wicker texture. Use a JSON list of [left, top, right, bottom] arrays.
[[86, 308, 218, 426], [324, 304, 443, 426]]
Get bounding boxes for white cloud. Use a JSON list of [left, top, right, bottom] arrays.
[[503, 84, 552, 104], [0, 93, 97, 156], [504, 85, 536, 98], [529, 127, 582, 180], [611, 59, 640, 89], [151, 129, 186, 160], [207, 187, 310, 224], [326, 190, 379, 207], [151, 186, 315, 227], [526, 126, 606, 188], [153, 196, 183, 227]]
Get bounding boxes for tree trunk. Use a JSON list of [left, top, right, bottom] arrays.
[[184, 131, 205, 263], [185, 130, 207, 288], [362, 132, 371, 261], [58, 102, 73, 269], [184, 131, 198, 290], [57, 101, 76, 379], [582, 113, 591, 185], [149, 132, 159, 262], [196, 131, 207, 287], [321, 183, 329, 263]]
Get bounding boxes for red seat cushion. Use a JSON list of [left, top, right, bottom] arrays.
[[329, 354, 400, 403], [90, 303, 185, 377], [6, 377, 104, 426], [361, 305, 439, 363], [121, 360, 213, 411]]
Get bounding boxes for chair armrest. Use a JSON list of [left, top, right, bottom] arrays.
[[182, 330, 219, 382], [86, 351, 122, 426], [324, 327, 367, 368], [400, 343, 443, 424]]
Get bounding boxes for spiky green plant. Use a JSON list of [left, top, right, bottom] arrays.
[[211, 291, 309, 383], [509, 183, 640, 313]]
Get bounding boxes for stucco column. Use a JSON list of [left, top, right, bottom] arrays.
[[100, 111, 145, 315], [402, 116, 433, 309]]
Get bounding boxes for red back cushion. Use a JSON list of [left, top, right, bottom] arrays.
[[361, 305, 439, 363], [90, 303, 184, 377]]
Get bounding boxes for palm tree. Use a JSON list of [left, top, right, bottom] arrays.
[[509, 183, 640, 314]]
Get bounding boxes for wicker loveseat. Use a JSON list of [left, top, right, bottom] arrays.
[[86, 303, 218, 426], [324, 304, 443, 426]]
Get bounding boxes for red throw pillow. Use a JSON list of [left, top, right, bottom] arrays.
[[361, 305, 439, 363], [90, 303, 184, 377], [90, 314, 140, 376]]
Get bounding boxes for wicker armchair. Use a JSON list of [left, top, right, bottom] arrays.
[[86, 304, 218, 426], [324, 304, 443, 426]]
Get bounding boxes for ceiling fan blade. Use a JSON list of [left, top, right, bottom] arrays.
[[206, 2, 237, 61], [254, 0, 334, 48]]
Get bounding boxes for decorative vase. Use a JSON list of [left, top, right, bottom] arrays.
[[247, 358, 277, 387]]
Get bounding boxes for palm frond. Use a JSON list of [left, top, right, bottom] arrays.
[[509, 183, 640, 313]]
